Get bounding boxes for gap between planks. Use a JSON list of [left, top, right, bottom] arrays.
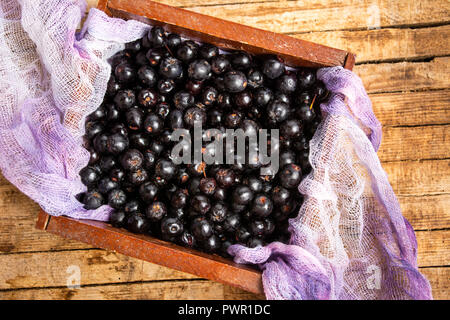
[[0, 277, 207, 292]]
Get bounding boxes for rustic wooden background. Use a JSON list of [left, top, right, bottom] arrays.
[[0, 0, 448, 300]]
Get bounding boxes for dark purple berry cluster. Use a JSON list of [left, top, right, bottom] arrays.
[[79, 26, 329, 257]]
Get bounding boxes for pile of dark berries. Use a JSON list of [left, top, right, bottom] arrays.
[[79, 26, 329, 258]]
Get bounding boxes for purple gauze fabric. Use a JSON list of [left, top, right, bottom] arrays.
[[229, 67, 433, 300], [0, 0, 150, 221]]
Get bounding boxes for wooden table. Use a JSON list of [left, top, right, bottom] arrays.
[[0, 0, 448, 300]]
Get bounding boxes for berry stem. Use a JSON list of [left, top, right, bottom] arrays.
[[309, 94, 317, 110]]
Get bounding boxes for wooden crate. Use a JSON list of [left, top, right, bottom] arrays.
[[35, 0, 355, 295]]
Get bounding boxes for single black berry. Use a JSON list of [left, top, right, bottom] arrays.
[[262, 57, 284, 79], [161, 217, 184, 236], [106, 133, 129, 155], [115, 62, 135, 83], [144, 113, 164, 134], [211, 55, 231, 74], [188, 59, 211, 81], [199, 178, 217, 196], [120, 149, 144, 171], [98, 177, 119, 194], [108, 189, 127, 209], [199, 44, 219, 60], [109, 210, 127, 227], [79, 166, 100, 186], [190, 217, 213, 240], [251, 194, 273, 218], [223, 71, 247, 93], [159, 57, 183, 79], [139, 182, 158, 203], [208, 202, 228, 223], [114, 90, 135, 111], [138, 89, 158, 108], [127, 213, 150, 234], [191, 194, 211, 215], [137, 65, 157, 87], [279, 164, 302, 189], [83, 190, 104, 209], [146, 201, 167, 221]]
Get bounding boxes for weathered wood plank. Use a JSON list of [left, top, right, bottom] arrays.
[[1, 228, 446, 290], [384, 159, 450, 196], [151, 0, 278, 7], [0, 249, 196, 290], [415, 230, 449, 267], [378, 125, 450, 162], [86, 0, 97, 10], [0, 267, 444, 300], [187, 0, 450, 34], [0, 279, 263, 300], [371, 90, 450, 127], [295, 25, 450, 63], [0, 183, 93, 253], [398, 194, 450, 231], [421, 267, 450, 300], [89, 0, 279, 10], [355, 57, 450, 94], [222, 284, 265, 300]]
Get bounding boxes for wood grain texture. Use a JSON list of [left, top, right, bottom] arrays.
[[371, 90, 450, 127], [0, 268, 444, 300], [0, 183, 448, 254], [355, 57, 450, 94], [421, 267, 450, 300], [397, 194, 450, 231], [295, 25, 450, 63], [415, 230, 449, 267], [0, 229, 446, 291], [94, 2, 450, 64], [0, 279, 264, 300], [384, 159, 450, 196], [155, 0, 279, 7], [0, 249, 195, 290], [186, 0, 450, 33], [0, 183, 93, 253], [378, 125, 449, 162], [96, 0, 282, 8]]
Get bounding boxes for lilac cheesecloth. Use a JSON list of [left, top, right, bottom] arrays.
[[229, 68, 433, 300], [0, 0, 432, 300], [0, 0, 150, 220]]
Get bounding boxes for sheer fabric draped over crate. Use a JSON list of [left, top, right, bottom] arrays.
[[229, 68, 432, 300], [0, 1, 148, 220]]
